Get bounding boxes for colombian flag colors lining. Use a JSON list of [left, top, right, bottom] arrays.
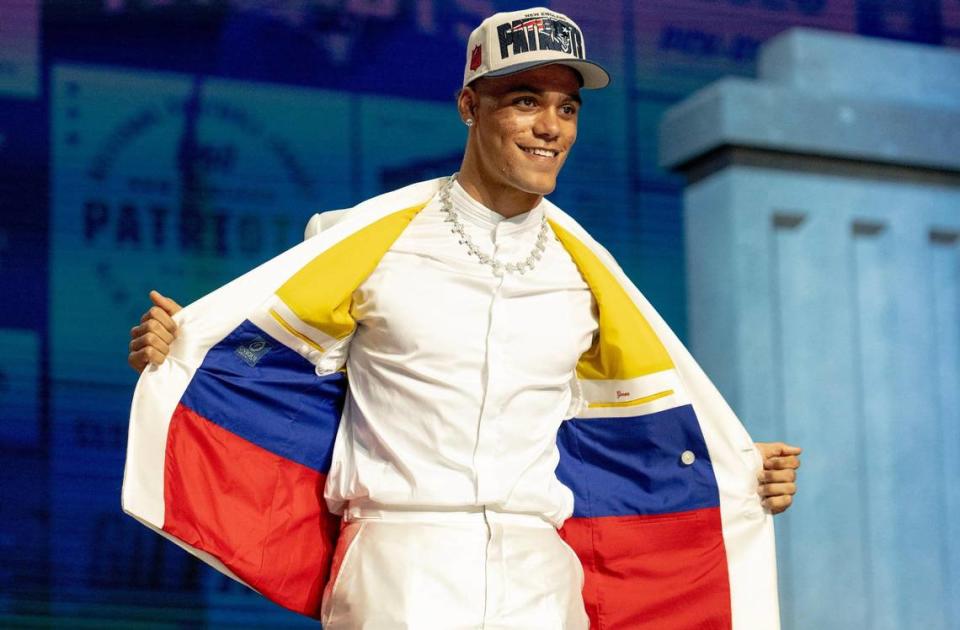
[[122, 179, 780, 629]]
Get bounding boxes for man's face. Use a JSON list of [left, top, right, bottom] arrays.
[[464, 64, 581, 197]]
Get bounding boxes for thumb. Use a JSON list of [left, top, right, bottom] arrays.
[[770, 442, 802, 456], [149, 290, 183, 315]]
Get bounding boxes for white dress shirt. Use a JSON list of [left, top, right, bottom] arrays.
[[323, 182, 599, 527]]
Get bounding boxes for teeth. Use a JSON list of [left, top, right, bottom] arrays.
[[523, 147, 557, 157]]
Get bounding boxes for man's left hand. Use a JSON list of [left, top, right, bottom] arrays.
[[754, 442, 802, 514]]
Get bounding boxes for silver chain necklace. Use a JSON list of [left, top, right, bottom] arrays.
[[439, 173, 549, 277]]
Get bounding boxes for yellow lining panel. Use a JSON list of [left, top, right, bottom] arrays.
[[550, 219, 675, 381], [588, 389, 674, 409], [275, 203, 427, 341], [269, 309, 325, 353]]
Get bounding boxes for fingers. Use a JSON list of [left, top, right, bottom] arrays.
[[139, 305, 177, 338], [128, 326, 172, 373], [755, 442, 801, 514], [758, 482, 796, 498], [758, 468, 796, 484], [773, 442, 802, 456], [762, 495, 793, 514], [127, 346, 167, 374], [755, 441, 802, 459], [150, 290, 183, 316], [758, 466, 798, 514], [127, 291, 180, 374], [764, 454, 801, 470], [129, 331, 170, 356], [131, 319, 175, 345]]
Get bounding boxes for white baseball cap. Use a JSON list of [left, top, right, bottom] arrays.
[[462, 7, 610, 90]]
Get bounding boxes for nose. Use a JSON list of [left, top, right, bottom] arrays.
[[532, 106, 561, 141]]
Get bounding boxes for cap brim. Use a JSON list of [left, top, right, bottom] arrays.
[[481, 59, 610, 89]]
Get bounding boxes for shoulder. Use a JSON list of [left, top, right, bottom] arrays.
[[303, 209, 349, 239], [542, 197, 590, 240], [303, 178, 444, 240], [542, 198, 617, 266]]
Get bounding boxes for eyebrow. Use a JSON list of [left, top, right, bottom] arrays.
[[508, 84, 582, 105]]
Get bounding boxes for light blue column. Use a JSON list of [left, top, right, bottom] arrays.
[[662, 28, 960, 630]]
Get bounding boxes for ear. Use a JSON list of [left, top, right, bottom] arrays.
[[457, 86, 478, 124]]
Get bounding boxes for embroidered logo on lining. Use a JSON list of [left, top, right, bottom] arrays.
[[616, 390, 631, 399], [235, 336, 271, 367]]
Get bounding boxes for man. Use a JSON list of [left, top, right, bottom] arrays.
[[124, 7, 800, 629]]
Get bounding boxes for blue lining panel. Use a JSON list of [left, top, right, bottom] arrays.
[[556, 404, 720, 518], [180, 320, 346, 473]]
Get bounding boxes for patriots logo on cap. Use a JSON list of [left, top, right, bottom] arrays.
[[461, 8, 609, 90], [470, 44, 482, 71], [545, 20, 575, 54], [496, 16, 584, 60]]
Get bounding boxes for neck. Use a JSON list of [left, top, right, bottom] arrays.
[[456, 161, 542, 220]]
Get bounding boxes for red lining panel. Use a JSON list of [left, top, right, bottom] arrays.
[[163, 403, 340, 618], [560, 507, 731, 629]]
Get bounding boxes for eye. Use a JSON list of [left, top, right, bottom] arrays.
[[514, 96, 537, 108], [561, 103, 579, 116]]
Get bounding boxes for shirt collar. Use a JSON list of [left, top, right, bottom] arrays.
[[450, 180, 545, 235]]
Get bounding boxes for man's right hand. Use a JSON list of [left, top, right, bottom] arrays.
[[128, 290, 182, 374]]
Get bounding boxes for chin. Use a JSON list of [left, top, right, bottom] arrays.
[[513, 171, 559, 196]]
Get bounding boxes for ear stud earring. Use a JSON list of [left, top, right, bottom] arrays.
[[465, 118, 474, 126]]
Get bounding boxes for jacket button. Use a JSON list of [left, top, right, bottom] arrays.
[[681, 450, 696, 466]]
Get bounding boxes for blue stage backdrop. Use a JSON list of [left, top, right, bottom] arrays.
[[0, 0, 957, 627]]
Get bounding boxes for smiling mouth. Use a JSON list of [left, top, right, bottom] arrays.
[[518, 145, 560, 158]]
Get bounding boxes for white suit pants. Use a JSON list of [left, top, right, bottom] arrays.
[[320, 507, 589, 629]]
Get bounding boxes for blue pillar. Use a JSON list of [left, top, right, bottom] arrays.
[[661, 27, 960, 630]]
